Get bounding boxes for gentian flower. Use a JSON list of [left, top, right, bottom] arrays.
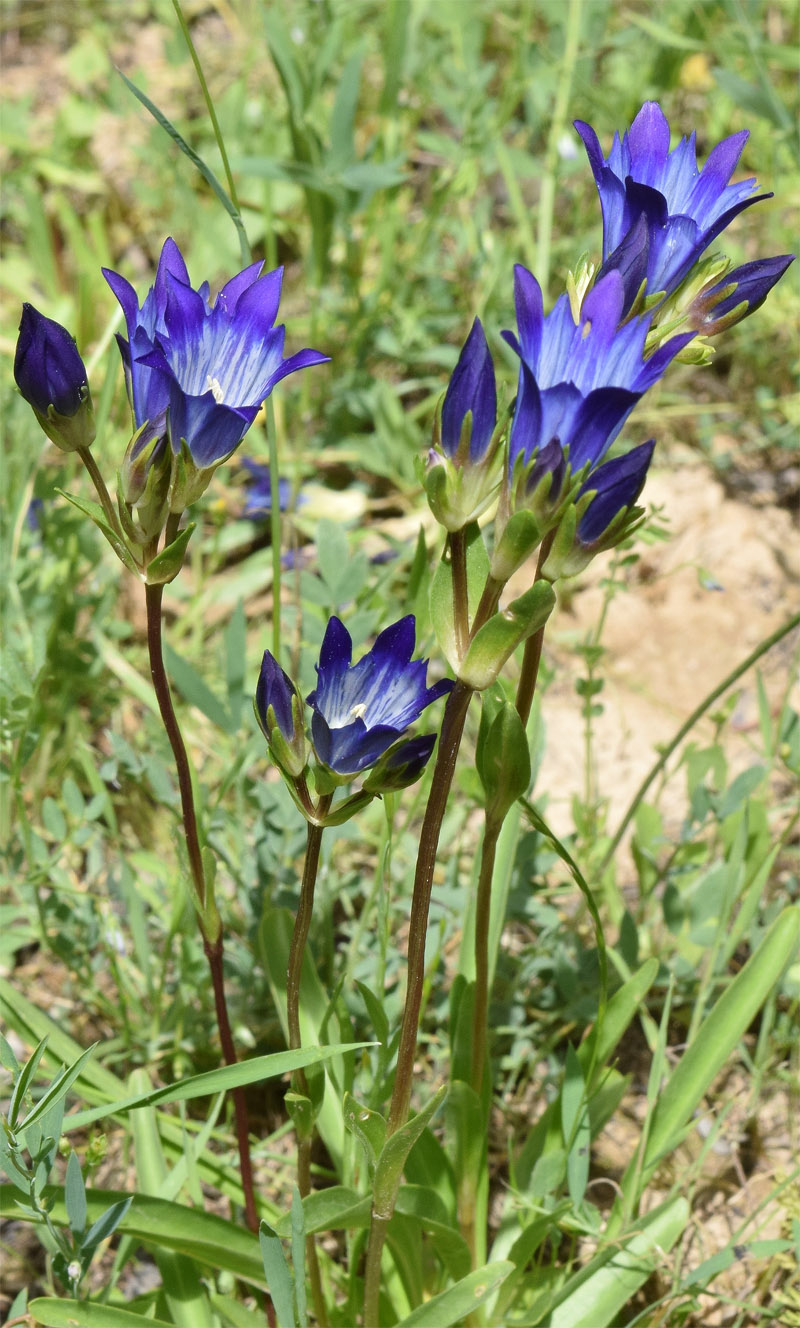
[[575, 101, 772, 308], [103, 238, 328, 499], [687, 254, 795, 336], [544, 441, 656, 580], [307, 616, 453, 777], [427, 319, 501, 531], [504, 264, 690, 490], [14, 304, 95, 452], [240, 458, 296, 519], [255, 651, 307, 777]]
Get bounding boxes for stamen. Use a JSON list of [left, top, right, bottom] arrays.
[[350, 703, 367, 720], [206, 375, 225, 403]]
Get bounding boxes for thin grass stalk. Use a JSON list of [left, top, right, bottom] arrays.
[[171, 0, 251, 268]]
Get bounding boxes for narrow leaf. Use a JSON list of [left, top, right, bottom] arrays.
[[259, 1221, 296, 1328], [396, 1261, 514, 1327]]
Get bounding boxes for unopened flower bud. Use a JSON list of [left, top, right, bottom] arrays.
[[14, 304, 95, 452]]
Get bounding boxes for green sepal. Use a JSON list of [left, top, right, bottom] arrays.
[[476, 698, 531, 822], [145, 523, 196, 585], [490, 509, 542, 582], [31, 388, 95, 453], [430, 521, 490, 671], [57, 489, 142, 576], [169, 437, 233, 513], [343, 1093, 387, 1178], [315, 790, 375, 827], [255, 690, 308, 780], [372, 1084, 448, 1219], [116, 487, 143, 546], [199, 846, 220, 944], [458, 580, 555, 690]]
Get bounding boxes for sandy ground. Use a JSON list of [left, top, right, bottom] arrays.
[[527, 457, 799, 838]]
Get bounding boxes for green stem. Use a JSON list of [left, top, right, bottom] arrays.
[[470, 816, 501, 1101], [77, 444, 128, 546], [145, 583, 261, 1245], [145, 584, 206, 908], [171, 0, 251, 267], [287, 799, 332, 1328], [600, 610, 800, 872], [363, 682, 474, 1325], [450, 528, 470, 660], [515, 531, 556, 725], [534, 0, 582, 300]]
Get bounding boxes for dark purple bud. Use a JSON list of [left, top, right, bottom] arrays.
[[255, 652, 296, 741], [524, 436, 566, 501], [577, 440, 655, 545], [14, 304, 89, 418], [690, 254, 794, 334], [364, 733, 437, 793], [441, 319, 497, 462]]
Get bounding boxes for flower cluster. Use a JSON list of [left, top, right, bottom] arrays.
[[256, 616, 452, 813], [426, 101, 793, 594]]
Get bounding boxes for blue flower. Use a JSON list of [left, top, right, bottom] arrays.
[[440, 319, 497, 463], [503, 264, 690, 486], [688, 254, 795, 335], [240, 458, 296, 519], [103, 238, 329, 469], [307, 616, 453, 777], [14, 304, 95, 451], [575, 101, 771, 306]]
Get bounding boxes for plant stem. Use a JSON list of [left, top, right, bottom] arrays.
[[144, 583, 262, 1244], [77, 444, 128, 546], [145, 584, 206, 908], [287, 798, 332, 1328], [363, 681, 474, 1325], [266, 398, 282, 663], [515, 531, 556, 725], [450, 528, 469, 660], [470, 816, 501, 1101], [204, 934, 260, 1233]]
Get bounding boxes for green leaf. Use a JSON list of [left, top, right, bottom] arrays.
[[476, 700, 531, 821], [394, 1261, 514, 1327], [145, 522, 196, 585], [22, 1044, 97, 1132], [3, 1185, 264, 1287], [64, 1152, 86, 1238], [561, 1046, 590, 1205], [57, 488, 141, 574], [343, 1093, 387, 1175], [373, 1085, 448, 1217], [542, 1197, 689, 1328], [259, 1221, 296, 1328], [65, 1043, 371, 1132], [273, 1186, 371, 1238], [290, 1188, 307, 1328], [81, 1196, 133, 1261], [30, 1301, 175, 1328], [8, 1035, 48, 1130], [459, 581, 555, 690], [637, 907, 800, 1184], [116, 69, 249, 254]]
